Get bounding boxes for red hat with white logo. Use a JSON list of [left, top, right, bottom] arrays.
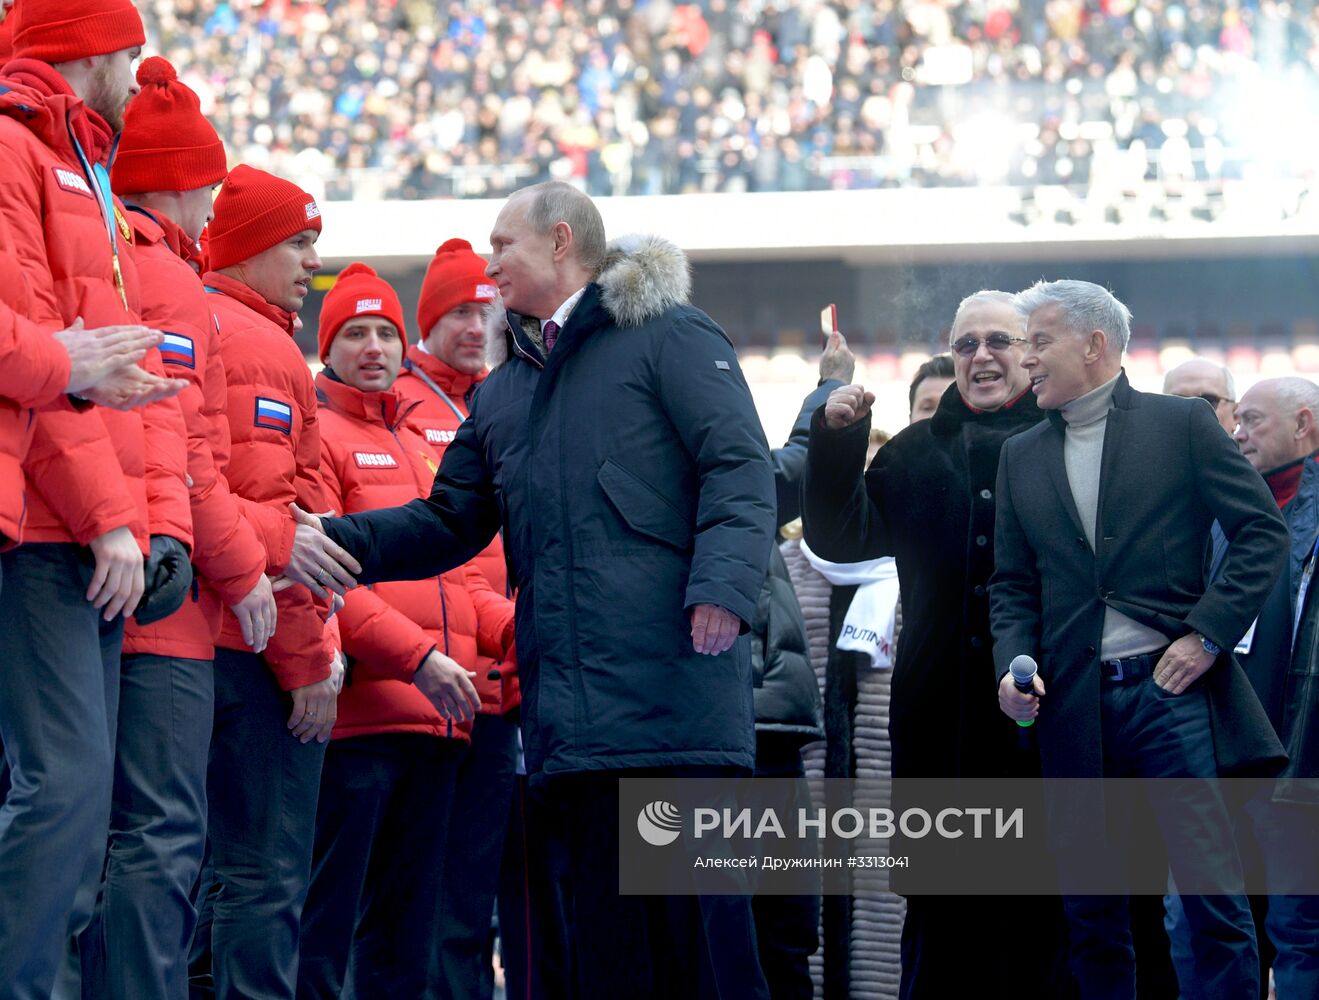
[[317, 262, 407, 362], [207, 164, 321, 271], [416, 238, 498, 340]]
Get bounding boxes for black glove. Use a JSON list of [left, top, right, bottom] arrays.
[[134, 535, 194, 626]]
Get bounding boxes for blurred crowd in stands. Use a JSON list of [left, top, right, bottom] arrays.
[[141, 0, 1319, 202]]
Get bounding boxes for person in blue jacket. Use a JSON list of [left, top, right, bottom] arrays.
[[285, 180, 777, 998]]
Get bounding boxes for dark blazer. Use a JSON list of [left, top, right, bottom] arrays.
[[990, 373, 1288, 814], [321, 238, 776, 778]]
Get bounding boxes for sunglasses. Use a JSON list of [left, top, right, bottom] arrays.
[[1197, 393, 1232, 409], [951, 334, 1027, 357]]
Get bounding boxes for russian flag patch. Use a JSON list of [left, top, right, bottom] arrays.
[[254, 396, 294, 434], [159, 332, 196, 369]]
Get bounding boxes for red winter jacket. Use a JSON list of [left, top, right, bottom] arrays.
[[0, 60, 190, 556], [0, 212, 70, 545], [315, 370, 515, 741], [204, 269, 333, 689], [121, 208, 267, 661], [395, 343, 520, 715]]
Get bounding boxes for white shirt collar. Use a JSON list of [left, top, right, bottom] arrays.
[[542, 287, 587, 334]]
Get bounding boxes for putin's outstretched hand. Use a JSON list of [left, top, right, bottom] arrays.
[[284, 503, 362, 598]]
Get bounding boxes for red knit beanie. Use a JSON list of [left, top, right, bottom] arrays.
[[12, 0, 144, 63], [416, 238, 497, 339], [317, 262, 407, 362], [207, 164, 321, 271], [111, 58, 227, 196]]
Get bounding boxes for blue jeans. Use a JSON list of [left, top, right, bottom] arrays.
[[1167, 791, 1319, 999], [1055, 676, 1257, 1000]]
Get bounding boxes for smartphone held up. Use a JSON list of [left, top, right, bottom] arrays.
[[820, 304, 837, 351]]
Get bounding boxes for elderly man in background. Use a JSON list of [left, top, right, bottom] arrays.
[[1163, 357, 1238, 436], [1165, 377, 1319, 999]]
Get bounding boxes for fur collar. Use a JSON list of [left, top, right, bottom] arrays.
[[483, 233, 692, 368]]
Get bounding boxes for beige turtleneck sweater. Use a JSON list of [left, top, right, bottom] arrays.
[[1060, 373, 1169, 660]]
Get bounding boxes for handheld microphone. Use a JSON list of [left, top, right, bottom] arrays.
[[1009, 654, 1039, 730]]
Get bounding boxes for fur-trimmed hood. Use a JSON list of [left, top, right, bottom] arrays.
[[483, 233, 692, 368]]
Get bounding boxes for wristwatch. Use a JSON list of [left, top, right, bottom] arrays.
[[1197, 633, 1222, 657]]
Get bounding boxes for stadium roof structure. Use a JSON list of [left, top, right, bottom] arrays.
[[316, 184, 1319, 267]]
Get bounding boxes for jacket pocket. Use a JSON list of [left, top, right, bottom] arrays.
[[597, 458, 692, 552]]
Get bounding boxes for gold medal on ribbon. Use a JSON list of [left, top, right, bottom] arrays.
[[115, 206, 133, 244]]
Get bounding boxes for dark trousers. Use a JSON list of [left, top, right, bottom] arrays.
[[1056, 677, 1257, 1000], [298, 732, 463, 999], [1168, 791, 1319, 999], [193, 647, 326, 1000], [86, 653, 213, 1000], [0, 544, 121, 1000], [497, 774, 567, 1000], [752, 736, 819, 1000], [539, 769, 770, 1000], [430, 712, 518, 1000], [897, 895, 1076, 1000]]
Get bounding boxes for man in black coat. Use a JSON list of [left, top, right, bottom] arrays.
[[802, 290, 1071, 999], [284, 181, 777, 998], [991, 279, 1289, 1000]]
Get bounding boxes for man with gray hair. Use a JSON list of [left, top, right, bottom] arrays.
[[1163, 376, 1319, 1000], [280, 180, 777, 997], [1163, 358, 1238, 436], [991, 279, 1288, 999]]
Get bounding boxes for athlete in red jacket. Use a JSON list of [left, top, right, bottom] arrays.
[[96, 58, 281, 1000], [399, 238, 526, 998], [299, 263, 513, 998], [193, 163, 341, 1000], [0, 3, 190, 996], [0, 212, 165, 551]]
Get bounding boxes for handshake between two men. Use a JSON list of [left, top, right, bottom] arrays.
[[282, 501, 745, 672]]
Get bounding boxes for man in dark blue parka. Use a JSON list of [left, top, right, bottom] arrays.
[[286, 181, 777, 998]]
